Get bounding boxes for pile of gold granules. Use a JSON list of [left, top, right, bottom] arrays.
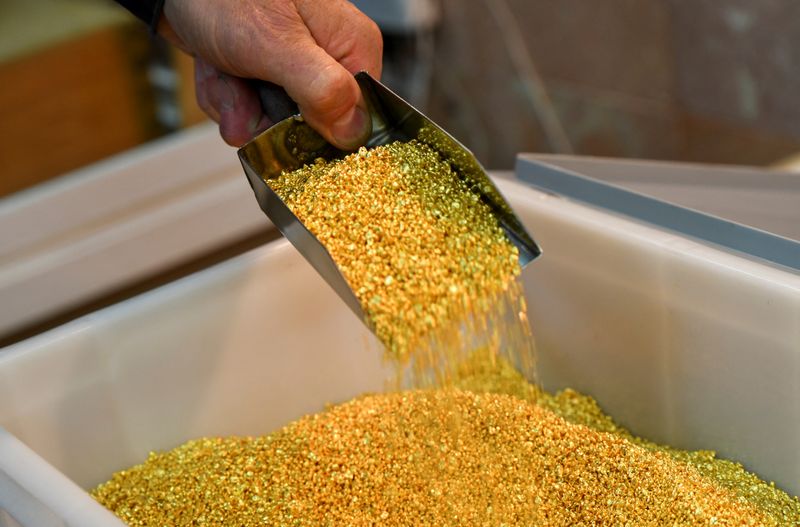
[[92, 351, 800, 526], [266, 140, 532, 378]]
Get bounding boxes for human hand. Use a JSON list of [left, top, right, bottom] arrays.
[[158, 0, 382, 148]]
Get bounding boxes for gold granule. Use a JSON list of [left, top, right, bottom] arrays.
[[267, 141, 525, 369], [92, 369, 795, 526], [453, 349, 800, 525]]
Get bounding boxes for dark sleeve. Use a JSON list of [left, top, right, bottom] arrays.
[[115, 0, 166, 32]]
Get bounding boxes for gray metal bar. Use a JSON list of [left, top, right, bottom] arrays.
[[515, 154, 800, 273]]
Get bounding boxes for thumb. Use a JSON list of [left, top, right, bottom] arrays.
[[260, 1, 380, 150], [275, 49, 372, 151]]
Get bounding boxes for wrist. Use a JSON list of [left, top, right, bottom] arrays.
[[115, 0, 166, 34], [148, 0, 166, 33], [154, 0, 191, 52]]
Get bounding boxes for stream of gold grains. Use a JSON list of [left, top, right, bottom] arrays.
[[92, 351, 800, 526], [266, 141, 535, 385]]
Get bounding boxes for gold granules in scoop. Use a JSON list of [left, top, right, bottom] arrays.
[[267, 141, 524, 368], [92, 388, 783, 526]]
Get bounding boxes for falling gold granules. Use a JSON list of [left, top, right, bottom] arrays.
[[267, 141, 524, 366], [93, 385, 790, 526]]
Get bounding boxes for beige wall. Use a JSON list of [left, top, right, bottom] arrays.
[[424, 0, 800, 168]]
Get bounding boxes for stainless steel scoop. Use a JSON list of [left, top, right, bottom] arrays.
[[238, 72, 541, 321]]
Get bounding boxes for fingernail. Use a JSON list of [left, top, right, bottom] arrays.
[[248, 113, 272, 137], [217, 75, 236, 111], [331, 105, 371, 150], [247, 113, 261, 134]]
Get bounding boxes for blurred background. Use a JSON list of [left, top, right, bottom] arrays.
[[2, 0, 800, 197]]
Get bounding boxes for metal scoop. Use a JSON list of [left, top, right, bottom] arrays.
[[238, 72, 541, 321]]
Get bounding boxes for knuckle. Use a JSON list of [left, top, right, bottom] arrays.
[[307, 66, 356, 118], [364, 18, 382, 47]]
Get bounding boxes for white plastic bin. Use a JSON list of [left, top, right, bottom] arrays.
[[1, 178, 799, 526]]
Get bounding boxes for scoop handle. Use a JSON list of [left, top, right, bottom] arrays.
[[254, 81, 300, 124]]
